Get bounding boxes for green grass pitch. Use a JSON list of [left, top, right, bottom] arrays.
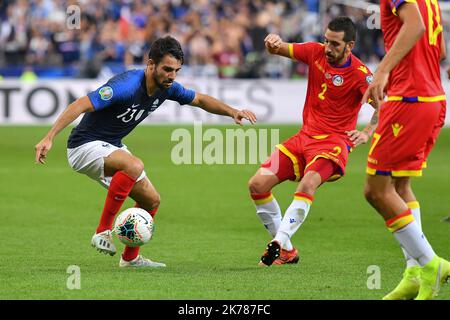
[[0, 124, 449, 300]]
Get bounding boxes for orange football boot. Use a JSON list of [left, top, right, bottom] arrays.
[[272, 247, 300, 265], [259, 241, 300, 266]]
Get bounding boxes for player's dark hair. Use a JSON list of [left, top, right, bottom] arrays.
[[148, 36, 184, 64], [327, 16, 356, 42]]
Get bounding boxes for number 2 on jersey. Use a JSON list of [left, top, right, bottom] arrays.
[[318, 83, 327, 100], [425, 0, 443, 46]]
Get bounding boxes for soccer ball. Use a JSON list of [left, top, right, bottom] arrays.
[[114, 208, 154, 247]]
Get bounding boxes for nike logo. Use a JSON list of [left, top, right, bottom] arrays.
[[114, 196, 126, 201], [136, 213, 149, 224], [131, 103, 140, 108]]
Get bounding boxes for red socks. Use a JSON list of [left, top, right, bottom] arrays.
[[122, 246, 140, 261], [122, 206, 159, 261], [134, 202, 159, 218], [148, 206, 158, 217], [96, 171, 136, 234], [97, 172, 160, 262]]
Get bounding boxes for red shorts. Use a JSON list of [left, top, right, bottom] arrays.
[[423, 102, 446, 167], [366, 100, 445, 177], [261, 131, 351, 183]]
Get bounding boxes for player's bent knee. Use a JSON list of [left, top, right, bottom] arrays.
[[150, 192, 161, 208], [297, 178, 318, 195], [364, 184, 381, 205], [248, 176, 270, 194], [136, 192, 160, 212], [124, 158, 145, 180], [394, 178, 411, 198]]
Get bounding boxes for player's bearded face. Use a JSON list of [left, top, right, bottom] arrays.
[[149, 55, 182, 89], [326, 46, 346, 64], [324, 29, 352, 65]]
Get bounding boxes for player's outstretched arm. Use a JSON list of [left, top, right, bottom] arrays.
[[264, 34, 291, 58], [35, 96, 94, 164], [362, 2, 425, 104], [189, 93, 257, 125]]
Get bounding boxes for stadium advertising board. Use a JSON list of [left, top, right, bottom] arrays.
[[0, 78, 447, 125]]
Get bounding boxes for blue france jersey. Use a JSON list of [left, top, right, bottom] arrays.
[[67, 69, 195, 148]]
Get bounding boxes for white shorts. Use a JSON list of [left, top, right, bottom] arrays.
[[67, 141, 146, 189]]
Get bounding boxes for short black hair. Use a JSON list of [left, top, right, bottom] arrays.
[[148, 36, 184, 64], [327, 16, 356, 42]]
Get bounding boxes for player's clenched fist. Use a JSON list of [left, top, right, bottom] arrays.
[[264, 34, 282, 54]]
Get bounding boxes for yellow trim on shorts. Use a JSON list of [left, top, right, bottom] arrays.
[[387, 95, 446, 102], [327, 174, 342, 182], [366, 167, 422, 177], [392, 170, 422, 177], [276, 144, 301, 182], [305, 155, 333, 170]]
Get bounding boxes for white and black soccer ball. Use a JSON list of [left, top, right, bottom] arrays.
[[114, 208, 154, 247]]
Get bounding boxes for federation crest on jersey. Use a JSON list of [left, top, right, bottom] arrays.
[[99, 86, 113, 101], [332, 75, 344, 86], [366, 75, 374, 84]]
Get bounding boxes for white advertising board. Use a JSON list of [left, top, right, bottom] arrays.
[[0, 78, 446, 125]]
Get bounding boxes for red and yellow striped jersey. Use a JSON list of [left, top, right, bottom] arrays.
[[381, 0, 445, 102]]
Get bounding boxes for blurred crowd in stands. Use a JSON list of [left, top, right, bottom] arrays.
[[0, 0, 449, 79]]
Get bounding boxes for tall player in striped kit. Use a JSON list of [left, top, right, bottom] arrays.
[[363, 0, 449, 300]]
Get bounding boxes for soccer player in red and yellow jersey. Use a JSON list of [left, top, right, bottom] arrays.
[[363, 0, 449, 300], [248, 17, 379, 266]]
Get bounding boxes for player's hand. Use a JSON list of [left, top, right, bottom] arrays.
[[264, 34, 282, 54], [233, 109, 257, 125], [346, 130, 370, 147], [362, 71, 389, 105], [35, 137, 53, 164]]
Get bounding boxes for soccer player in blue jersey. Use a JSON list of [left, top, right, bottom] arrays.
[[35, 36, 257, 268]]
